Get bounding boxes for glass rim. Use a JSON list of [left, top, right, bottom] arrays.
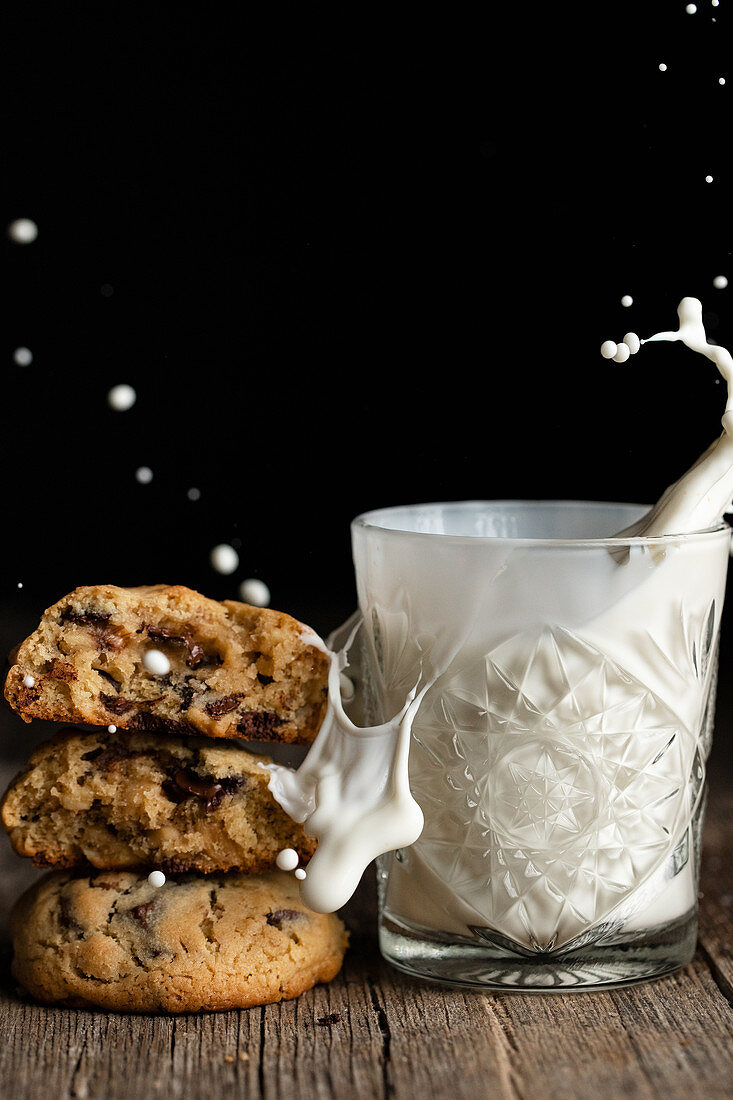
[[351, 499, 732, 548]]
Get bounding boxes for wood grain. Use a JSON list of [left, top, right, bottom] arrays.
[[0, 768, 731, 1100]]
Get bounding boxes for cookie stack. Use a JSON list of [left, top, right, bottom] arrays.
[[1, 584, 347, 1013]]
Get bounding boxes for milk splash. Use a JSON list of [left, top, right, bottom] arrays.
[[617, 297, 733, 536], [267, 623, 428, 913], [269, 297, 733, 917]]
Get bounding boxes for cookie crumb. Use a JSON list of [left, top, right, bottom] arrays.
[[317, 1012, 342, 1026]]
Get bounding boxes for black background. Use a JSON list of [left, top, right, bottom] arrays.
[[1, 2, 732, 683]]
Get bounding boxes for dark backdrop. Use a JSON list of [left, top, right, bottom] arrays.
[[1, 3, 732, 717]]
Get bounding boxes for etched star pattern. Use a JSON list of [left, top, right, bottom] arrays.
[[409, 622, 716, 952]]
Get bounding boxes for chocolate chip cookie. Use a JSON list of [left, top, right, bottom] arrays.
[[4, 584, 329, 743], [10, 869, 348, 1012], [1, 728, 315, 873]]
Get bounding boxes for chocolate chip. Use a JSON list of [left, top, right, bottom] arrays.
[[49, 659, 77, 682], [236, 711, 283, 739], [59, 895, 83, 935], [100, 693, 135, 715], [61, 609, 123, 651], [162, 768, 247, 813], [177, 678, 204, 711], [129, 901, 156, 930], [204, 693, 244, 719], [127, 711, 193, 736], [219, 776, 247, 795], [146, 625, 208, 668], [266, 909, 303, 929], [60, 609, 112, 626], [17, 681, 41, 705], [81, 743, 134, 768]]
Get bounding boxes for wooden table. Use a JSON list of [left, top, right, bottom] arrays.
[[0, 761, 730, 1100]]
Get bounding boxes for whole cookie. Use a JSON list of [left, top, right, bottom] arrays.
[[11, 870, 348, 1013], [4, 584, 329, 744]]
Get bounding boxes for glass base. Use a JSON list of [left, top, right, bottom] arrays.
[[379, 909, 698, 991]]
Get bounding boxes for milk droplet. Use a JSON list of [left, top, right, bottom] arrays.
[[187, 487, 201, 501], [294, 868, 307, 880], [210, 544, 239, 574], [686, 3, 697, 11], [108, 725, 117, 733], [276, 848, 299, 872], [136, 466, 153, 484], [143, 649, 170, 676], [714, 276, 728, 289], [148, 870, 166, 888], [107, 384, 137, 411], [659, 63, 668, 71], [720, 78, 727, 86], [600, 340, 618, 359], [13, 347, 32, 366], [7, 218, 38, 244], [613, 342, 631, 363], [16, 582, 23, 589], [239, 578, 270, 606], [621, 295, 633, 307], [23, 675, 35, 687], [624, 332, 641, 354], [706, 175, 714, 183]]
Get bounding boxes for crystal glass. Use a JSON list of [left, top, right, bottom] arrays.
[[349, 501, 730, 990]]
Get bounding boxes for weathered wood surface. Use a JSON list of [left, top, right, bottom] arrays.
[[0, 762, 731, 1099]]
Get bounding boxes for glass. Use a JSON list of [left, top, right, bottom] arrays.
[[347, 501, 731, 990]]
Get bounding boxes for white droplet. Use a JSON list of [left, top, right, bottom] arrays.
[[613, 342, 631, 364], [210, 544, 239, 575], [136, 466, 153, 484], [686, 2, 697, 11], [13, 347, 33, 367], [720, 77, 727, 85], [187, 487, 201, 501], [7, 218, 38, 244], [16, 582, 23, 589], [239, 578, 270, 606], [276, 848, 300, 872], [294, 868, 307, 880], [714, 275, 729, 289], [108, 724, 117, 733], [659, 63, 668, 71], [23, 675, 35, 687], [706, 175, 714, 183], [148, 870, 166, 888], [712, 0, 720, 6], [107, 384, 137, 411], [600, 340, 618, 359], [623, 332, 641, 354], [621, 295, 633, 307], [143, 649, 170, 676]]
